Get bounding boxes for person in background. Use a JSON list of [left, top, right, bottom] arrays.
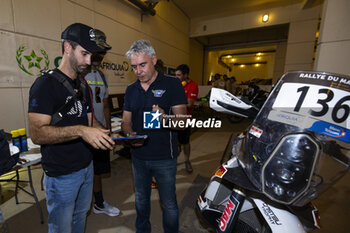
[[175, 64, 198, 173], [223, 74, 231, 92], [122, 39, 187, 233], [84, 29, 120, 217], [28, 23, 116, 233], [154, 58, 167, 74], [207, 75, 213, 85], [230, 76, 237, 95], [214, 73, 225, 89]]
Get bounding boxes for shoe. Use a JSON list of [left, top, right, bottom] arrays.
[[185, 161, 193, 173], [93, 201, 120, 217], [151, 181, 158, 189]]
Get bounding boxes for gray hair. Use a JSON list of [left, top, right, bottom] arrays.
[[125, 39, 155, 60]]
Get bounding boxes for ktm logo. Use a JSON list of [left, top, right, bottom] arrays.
[[219, 200, 235, 231]]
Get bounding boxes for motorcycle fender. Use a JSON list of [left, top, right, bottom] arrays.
[[252, 198, 306, 233]]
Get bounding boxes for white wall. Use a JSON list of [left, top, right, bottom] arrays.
[[273, 42, 287, 83], [0, 0, 190, 133], [315, 0, 350, 76], [284, 6, 321, 72]]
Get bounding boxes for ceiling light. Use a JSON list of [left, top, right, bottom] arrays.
[[256, 57, 261, 60], [231, 58, 235, 62], [240, 64, 245, 68], [255, 64, 260, 67], [257, 53, 262, 56], [262, 14, 269, 23], [226, 55, 232, 58]]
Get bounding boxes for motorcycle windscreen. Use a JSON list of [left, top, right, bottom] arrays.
[[238, 71, 350, 206]]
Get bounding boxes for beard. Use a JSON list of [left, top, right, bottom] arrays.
[[69, 54, 88, 74]]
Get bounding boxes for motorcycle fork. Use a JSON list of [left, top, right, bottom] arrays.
[[216, 188, 246, 233]]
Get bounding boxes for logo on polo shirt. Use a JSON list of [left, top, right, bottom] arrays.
[[143, 110, 161, 129], [152, 90, 166, 97]]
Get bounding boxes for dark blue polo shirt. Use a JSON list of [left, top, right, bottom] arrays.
[[123, 72, 187, 160]]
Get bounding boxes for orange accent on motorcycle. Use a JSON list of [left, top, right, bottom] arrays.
[[213, 165, 227, 178]]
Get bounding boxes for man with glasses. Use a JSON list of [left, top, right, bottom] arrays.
[[84, 30, 120, 217]]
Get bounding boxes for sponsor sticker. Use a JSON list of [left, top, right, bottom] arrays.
[[217, 191, 243, 233], [260, 203, 282, 225], [219, 199, 236, 231], [249, 125, 263, 138], [268, 109, 305, 127], [308, 121, 350, 143]]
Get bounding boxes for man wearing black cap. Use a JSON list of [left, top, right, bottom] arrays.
[[84, 30, 120, 217], [28, 23, 116, 233]]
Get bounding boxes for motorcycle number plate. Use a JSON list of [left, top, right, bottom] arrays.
[[270, 83, 350, 142]]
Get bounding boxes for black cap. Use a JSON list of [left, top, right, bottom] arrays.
[[61, 23, 105, 53], [94, 29, 112, 51]]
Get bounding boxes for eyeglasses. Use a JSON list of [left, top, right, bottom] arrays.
[[95, 86, 101, 103]]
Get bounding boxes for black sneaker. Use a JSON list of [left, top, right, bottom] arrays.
[[185, 161, 193, 173]]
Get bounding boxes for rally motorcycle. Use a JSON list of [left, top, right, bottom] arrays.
[[197, 71, 350, 233]]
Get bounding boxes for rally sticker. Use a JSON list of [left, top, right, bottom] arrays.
[[249, 125, 263, 138], [308, 121, 350, 143]]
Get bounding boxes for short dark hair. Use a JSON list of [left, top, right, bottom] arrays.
[[61, 40, 79, 54], [176, 64, 190, 75]]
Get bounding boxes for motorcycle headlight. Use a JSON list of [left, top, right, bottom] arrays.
[[262, 134, 319, 204]]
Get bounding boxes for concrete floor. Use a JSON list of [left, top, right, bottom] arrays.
[[1, 116, 349, 233]]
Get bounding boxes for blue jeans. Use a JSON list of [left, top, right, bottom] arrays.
[[44, 161, 93, 233], [132, 156, 178, 233]]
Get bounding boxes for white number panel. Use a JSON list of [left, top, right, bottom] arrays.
[[272, 83, 350, 129]]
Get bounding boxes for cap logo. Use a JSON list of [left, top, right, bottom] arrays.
[[89, 29, 96, 42]]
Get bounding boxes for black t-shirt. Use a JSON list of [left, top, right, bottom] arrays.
[[28, 69, 93, 177], [123, 72, 187, 160]]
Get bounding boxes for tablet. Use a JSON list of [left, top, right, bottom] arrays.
[[112, 135, 148, 141]]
